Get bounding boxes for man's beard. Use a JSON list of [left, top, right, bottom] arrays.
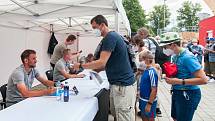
[[29, 64, 36, 68]]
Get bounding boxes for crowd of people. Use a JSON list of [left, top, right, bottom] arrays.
[[4, 14, 215, 121]]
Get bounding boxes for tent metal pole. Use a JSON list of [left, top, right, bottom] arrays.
[[54, 27, 82, 33], [0, 24, 23, 29], [115, 9, 119, 32], [28, 21, 50, 32], [8, 21, 24, 28], [50, 24, 53, 33], [0, 3, 34, 16], [38, 4, 112, 17], [35, 2, 112, 9], [10, 0, 39, 16], [58, 18, 69, 26], [71, 17, 88, 32], [69, 17, 72, 27], [38, 6, 71, 16]]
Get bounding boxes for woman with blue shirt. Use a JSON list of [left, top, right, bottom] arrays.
[[159, 32, 208, 121]]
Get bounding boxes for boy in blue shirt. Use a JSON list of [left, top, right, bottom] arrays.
[[139, 50, 158, 121]]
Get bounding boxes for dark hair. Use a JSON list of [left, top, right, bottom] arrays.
[[21, 49, 36, 63], [172, 41, 181, 46], [87, 53, 93, 58], [133, 34, 143, 45], [63, 49, 71, 55], [138, 41, 145, 47], [86, 53, 94, 62], [66, 34, 76, 42], [90, 15, 108, 26]]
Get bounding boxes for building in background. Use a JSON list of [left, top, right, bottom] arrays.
[[199, 16, 215, 46]]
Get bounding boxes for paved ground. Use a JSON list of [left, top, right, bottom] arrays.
[[109, 79, 215, 121]]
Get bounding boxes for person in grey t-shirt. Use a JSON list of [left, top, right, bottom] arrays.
[[53, 49, 85, 82], [50, 34, 81, 69], [6, 49, 56, 107]]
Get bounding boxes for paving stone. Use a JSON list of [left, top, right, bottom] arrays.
[[108, 80, 215, 121]]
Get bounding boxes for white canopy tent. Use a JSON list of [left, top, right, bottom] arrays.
[[0, 0, 131, 87], [0, 0, 131, 36]]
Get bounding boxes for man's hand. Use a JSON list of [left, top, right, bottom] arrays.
[[164, 77, 181, 85], [46, 87, 56, 95], [73, 63, 80, 71], [77, 74, 85, 78]]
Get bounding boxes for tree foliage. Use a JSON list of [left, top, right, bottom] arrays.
[[148, 5, 171, 35], [177, 1, 202, 29], [123, 0, 147, 32]]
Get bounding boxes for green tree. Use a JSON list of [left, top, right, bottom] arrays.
[[177, 1, 202, 29], [148, 5, 171, 35], [123, 0, 147, 32]]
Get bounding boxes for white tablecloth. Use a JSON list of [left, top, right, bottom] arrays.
[[0, 96, 98, 121], [0, 70, 109, 121]]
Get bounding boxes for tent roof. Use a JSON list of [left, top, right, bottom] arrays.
[[0, 0, 131, 36]]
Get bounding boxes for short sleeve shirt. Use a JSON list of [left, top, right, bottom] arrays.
[[172, 49, 202, 90], [50, 42, 67, 64], [6, 65, 40, 103], [140, 67, 158, 100], [143, 38, 156, 56], [99, 31, 134, 86], [53, 58, 70, 82]]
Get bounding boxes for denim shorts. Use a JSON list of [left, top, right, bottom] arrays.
[[139, 99, 157, 118], [171, 89, 201, 121]]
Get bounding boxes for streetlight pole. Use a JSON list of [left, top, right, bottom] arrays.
[[157, 16, 160, 35], [163, 0, 166, 30]]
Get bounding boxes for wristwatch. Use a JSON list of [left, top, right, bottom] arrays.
[[147, 101, 153, 105], [182, 79, 185, 85]]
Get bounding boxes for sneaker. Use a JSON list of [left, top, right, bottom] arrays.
[[156, 108, 162, 116]]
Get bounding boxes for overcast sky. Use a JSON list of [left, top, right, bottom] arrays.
[[138, 0, 213, 27]]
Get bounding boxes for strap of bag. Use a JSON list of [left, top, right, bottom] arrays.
[[147, 39, 151, 51], [147, 37, 159, 47]]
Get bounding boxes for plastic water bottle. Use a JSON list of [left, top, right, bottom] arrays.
[[55, 81, 62, 101], [64, 81, 69, 102]]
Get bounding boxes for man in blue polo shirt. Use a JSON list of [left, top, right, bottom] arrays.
[[74, 15, 136, 121], [159, 32, 208, 121]]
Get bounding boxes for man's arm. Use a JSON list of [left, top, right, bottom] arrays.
[[145, 87, 157, 112], [37, 76, 54, 87], [16, 83, 56, 98], [165, 69, 208, 85], [59, 69, 85, 78], [77, 51, 111, 70], [71, 51, 81, 59]]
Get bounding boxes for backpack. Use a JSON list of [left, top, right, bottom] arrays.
[[122, 37, 137, 73], [147, 37, 170, 71]]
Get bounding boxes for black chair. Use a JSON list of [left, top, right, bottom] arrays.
[[0, 84, 7, 109], [46, 70, 53, 81]]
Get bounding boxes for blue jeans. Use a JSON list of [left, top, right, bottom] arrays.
[[171, 89, 201, 121]]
